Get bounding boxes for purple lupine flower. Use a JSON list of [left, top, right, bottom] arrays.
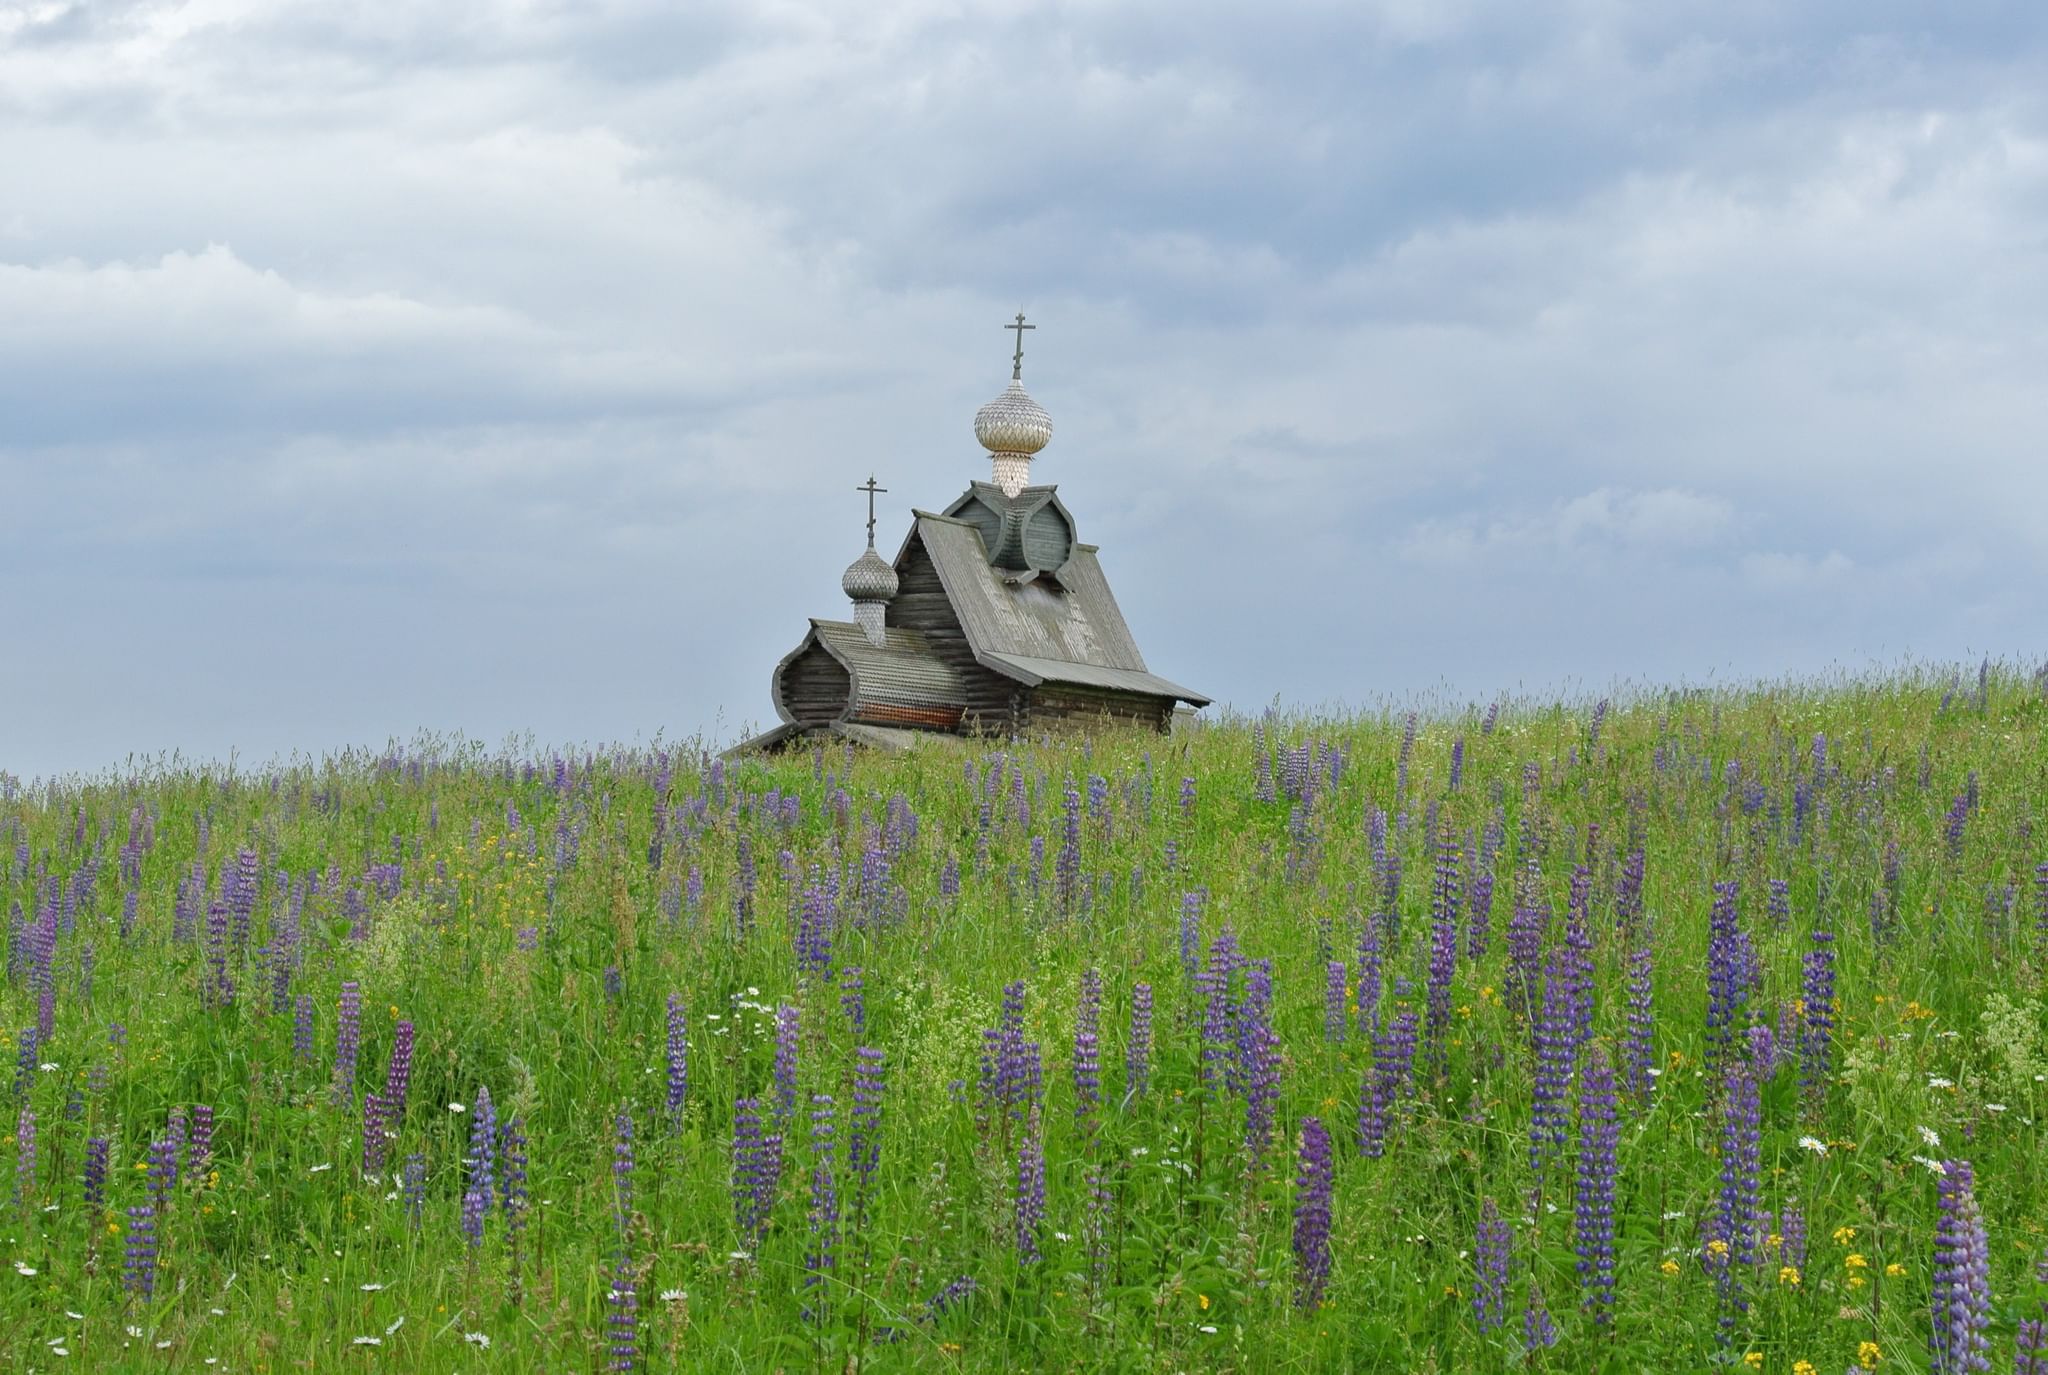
[[460, 1184, 487, 1250], [1504, 860, 1547, 1019], [466, 1086, 497, 1214], [805, 1094, 838, 1302], [293, 993, 315, 1063], [1239, 959, 1282, 1156], [1944, 792, 1971, 859], [1424, 842, 1461, 1077], [1125, 983, 1153, 1103], [1054, 780, 1083, 912], [1014, 1103, 1046, 1265], [1529, 948, 1575, 1177], [1615, 846, 1646, 934], [731, 1096, 783, 1247], [189, 1103, 214, 1176], [1466, 868, 1495, 961], [1622, 943, 1656, 1101], [83, 1135, 109, 1208], [1447, 735, 1465, 791], [1522, 1284, 1558, 1351], [1561, 867, 1595, 1056], [402, 1153, 426, 1231], [204, 899, 234, 1008], [664, 994, 688, 1123], [773, 1005, 801, 1130], [333, 981, 362, 1105], [839, 965, 865, 1041], [1705, 881, 1748, 1071], [12, 1106, 33, 1211], [1800, 927, 1836, 1110], [1715, 1065, 1762, 1338], [1293, 1115, 1334, 1308], [124, 1203, 158, 1299], [1766, 879, 1791, 931], [362, 1091, 390, 1175], [1180, 775, 1197, 819], [849, 1048, 884, 1232], [1932, 1159, 1992, 1375], [1324, 961, 1347, 1043], [1575, 1043, 1621, 1324], [1355, 923, 1383, 1038], [1072, 968, 1102, 1126], [146, 1133, 177, 1211], [1473, 1197, 1511, 1334], [1359, 1008, 1417, 1159], [384, 1021, 414, 1117], [732, 833, 756, 942]]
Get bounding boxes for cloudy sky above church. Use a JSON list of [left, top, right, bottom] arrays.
[[3, 2, 2045, 777]]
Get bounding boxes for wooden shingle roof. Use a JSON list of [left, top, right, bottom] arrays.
[[898, 502, 1210, 708]]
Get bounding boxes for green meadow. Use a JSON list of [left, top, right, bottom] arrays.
[[5, 669, 2048, 1372]]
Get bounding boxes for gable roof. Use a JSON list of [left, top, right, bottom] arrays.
[[897, 507, 1210, 707]]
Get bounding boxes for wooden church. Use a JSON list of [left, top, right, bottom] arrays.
[[733, 318, 1208, 752]]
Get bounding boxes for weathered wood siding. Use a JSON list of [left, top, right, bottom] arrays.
[[1023, 503, 1072, 570], [890, 533, 1023, 732], [1020, 685, 1175, 734], [952, 497, 1003, 557], [774, 642, 851, 727]]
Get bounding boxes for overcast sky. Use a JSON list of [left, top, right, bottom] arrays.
[[3, 1, 2045, 779]]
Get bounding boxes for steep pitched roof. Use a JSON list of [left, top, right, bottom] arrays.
[[896, 506, 1210, 707]]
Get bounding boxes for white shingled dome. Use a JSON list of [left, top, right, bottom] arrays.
[[840, 546, 899, 603], [973, 380, 1053, 457]]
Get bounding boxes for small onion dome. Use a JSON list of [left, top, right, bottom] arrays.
[[974, 380, 1052, 456], [841, 546, 899, 602]]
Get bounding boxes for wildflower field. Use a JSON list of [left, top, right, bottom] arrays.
[[6, 673, 2048, 1373]]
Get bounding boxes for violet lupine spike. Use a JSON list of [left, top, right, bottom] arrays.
[[1561, 869, 1595, 1056], [1522, 1284, 1558, 1351], [466, 1086, 498, 1214], [1529, 949, 1575, 1177], [1355, 924, 1383, 1037], [664, 994, 688, 1124], [1473, 1197, 1511, 1334], [293, 994, 315, 1063], [2019, 1245, 2048, 1375], [83, 1135, 109, 1208], [1014, 1103, 1046, 1266], [773, 1005, 800, 1130], [1704, 880, 1748, 1072], [1125, 983, 1153, 1104], [189, 1103, 214, 1176], [1358, 1009, 1417, 1160], [805, 1094, 838, 1302], [1575, 1043, 1620, 1325], [124, 1203, 158, 1299], [1622, 943, 1656, 1101], [1800, 927, 1837, 1111], [849, 1047, 884, 1233], [383, 1021, 414, 1117], [402, 1153, 426, 1231], [12, 1106, 33, 1212], [1324, 961, 1347, 1044], [1424, 845, 1460, 1079], [1714, 1065, 1762, 1342], [1292, 1115, 1334, 1309], [1932, 1159, 1993, 1375], [333, 981, 362, 1105], [1466, 869, 1494, 961], [1239, 961, 1283, 1156], [839, 965, 865, 1041], [362, 1092, 389, 1175], [1072, 968, 1102, 1127]]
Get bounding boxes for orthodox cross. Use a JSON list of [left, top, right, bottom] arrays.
[[1006, 311, 1035, 381], [857, 475, 888, 547]]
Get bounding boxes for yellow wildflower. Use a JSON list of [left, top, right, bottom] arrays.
[[1848, 1275, 1867, 1289], [1885, 1263, 1906, 1278], [1793, 1363, 1818, 1375], [1660, 1259, 1681, 1276], [1859, 1340, 1882, 1366], [1779, 1265, 1801, 1287], [1833, 1225, 1857, 1246], [1845, 1253, 1868, 1270], [1744, 1354, 1763, 1370], [1198, 1294, 1210, 1310]]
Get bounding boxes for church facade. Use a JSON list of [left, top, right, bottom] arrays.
[[733, 320, 1207, 753]]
